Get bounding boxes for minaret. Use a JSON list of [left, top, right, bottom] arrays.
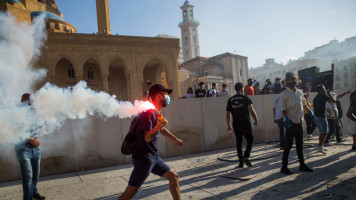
[[96, 0, 111, 35], [179, 0, 200, 62]]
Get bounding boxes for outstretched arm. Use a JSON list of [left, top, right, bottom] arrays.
[[161, 128, 183, 145], [337, 90, 351, 100]]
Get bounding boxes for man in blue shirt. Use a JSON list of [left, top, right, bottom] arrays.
[[119, 84, 184, 200]]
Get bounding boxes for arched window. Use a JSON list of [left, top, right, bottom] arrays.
[[193, 36, 196, 44], [186, 49, 189, 59], [194, 48, 197, 57], [185, 37, 188, 45], [68, 64, 75, 78], [88, 67, 94, 80]]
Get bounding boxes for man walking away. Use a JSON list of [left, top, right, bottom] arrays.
[[280, 72, 314, 175], [313, 85, 336, 154], [226, 82, 258, 168]]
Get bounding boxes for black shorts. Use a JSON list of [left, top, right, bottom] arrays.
[[128, 154, 171, 188]]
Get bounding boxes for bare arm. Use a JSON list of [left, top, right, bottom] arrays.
[[337, 90, 351, 100], [248, 105, 258, 126], [226, 111, 232, 133], [161, 128, 183, 145], [346, 106, 356, 121]]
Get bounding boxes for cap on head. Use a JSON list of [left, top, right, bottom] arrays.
[[149, 84, 173, 99]]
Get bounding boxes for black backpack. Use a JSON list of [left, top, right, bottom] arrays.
[[336, 100, 343, 119], [121, 116, 140, 155]]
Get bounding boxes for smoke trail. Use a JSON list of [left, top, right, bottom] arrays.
[[0, 13, 154, 144]]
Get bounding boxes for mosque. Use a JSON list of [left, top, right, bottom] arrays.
[[1, 0, 181, 100]]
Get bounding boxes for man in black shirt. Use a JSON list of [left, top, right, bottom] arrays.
[[226, 82, 258, 168], [195, 82, 206, 98], [313, 85, 336, 154], [119, 84, 184, 200], [346, 90, 356, 150]]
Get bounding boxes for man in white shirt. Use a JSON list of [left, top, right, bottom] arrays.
[[273, 89, 286, 150], [280, 72, 314, 175], [207, 83, 218, 97], [219, 84, 229, 97]]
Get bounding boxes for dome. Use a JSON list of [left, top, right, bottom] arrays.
[[3, 0, 23, 4], [183, 0, 191, 5], [31, 11, 65, 22]]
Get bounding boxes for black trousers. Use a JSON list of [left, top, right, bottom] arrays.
[[282, 122, 305, 167], [233, 125, 254, 162], [304, 114, 316, 135]]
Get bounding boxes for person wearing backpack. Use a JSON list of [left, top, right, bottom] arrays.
[[324, 91, 351, 146], [119, 84, 184, 200], [207, 83, 217, 97]]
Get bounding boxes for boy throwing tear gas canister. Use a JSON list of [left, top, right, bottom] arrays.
[[119, 84, 184, 200]]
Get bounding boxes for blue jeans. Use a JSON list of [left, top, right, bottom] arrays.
[[15, 145, 41, 200], [277, 118, 286, 147]]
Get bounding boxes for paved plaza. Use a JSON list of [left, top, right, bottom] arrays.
[[1, 137, 355, 200]]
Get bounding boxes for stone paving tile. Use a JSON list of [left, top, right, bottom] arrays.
[[0, 139, 355, 200]]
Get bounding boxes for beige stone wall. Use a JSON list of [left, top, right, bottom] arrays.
[[1, 94, 353, 182], [36, 33, 180, 100]]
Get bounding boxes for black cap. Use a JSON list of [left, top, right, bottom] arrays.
[[286, 72, 295, 79], [149, 84, 173, 98]]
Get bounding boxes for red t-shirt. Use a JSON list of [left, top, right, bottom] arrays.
[[244, 85, 254, 95]]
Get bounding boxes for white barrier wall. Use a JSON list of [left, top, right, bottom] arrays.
[[0, 94, 353, 182]]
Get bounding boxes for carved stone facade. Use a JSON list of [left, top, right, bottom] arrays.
[[2, 0, 181, 100]]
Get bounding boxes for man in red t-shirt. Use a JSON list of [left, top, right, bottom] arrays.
[[244, 78, 255, 95]]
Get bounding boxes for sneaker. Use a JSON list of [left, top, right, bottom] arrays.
[[33, 193, 46, 200], [324, 142, 333, 146], [280, 147, 284, 150], [336, 139, 345, 143], [300, 164, 313, 172], [316, 146, 327, 154], [307, 134, 314, 139], [280, 167, 292, 175], [241, 157, 252, 167], [322, 146, 328, 151], [238, 162, 244, 168]]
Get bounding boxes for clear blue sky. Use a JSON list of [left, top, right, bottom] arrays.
[[57, 0, 356, 68]]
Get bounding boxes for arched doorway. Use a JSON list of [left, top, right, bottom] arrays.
[[108, 58, 128, 101], [83, 58, 103, 91], [54, 58, 76, 87], [143, 59, 168, 95]]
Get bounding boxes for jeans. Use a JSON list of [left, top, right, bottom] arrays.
[[233, 125, 254, 162], [304, 114, 316, 135], [282, 122, 305, 167], [325, 119, 341, 143], [277, 118, 286, 147], [15, 145, 41, 200]]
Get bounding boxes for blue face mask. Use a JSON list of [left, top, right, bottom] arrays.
[[164, 95, 170, 106]]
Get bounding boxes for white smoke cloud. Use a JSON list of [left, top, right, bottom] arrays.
[[0, 13, 154, 145]]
